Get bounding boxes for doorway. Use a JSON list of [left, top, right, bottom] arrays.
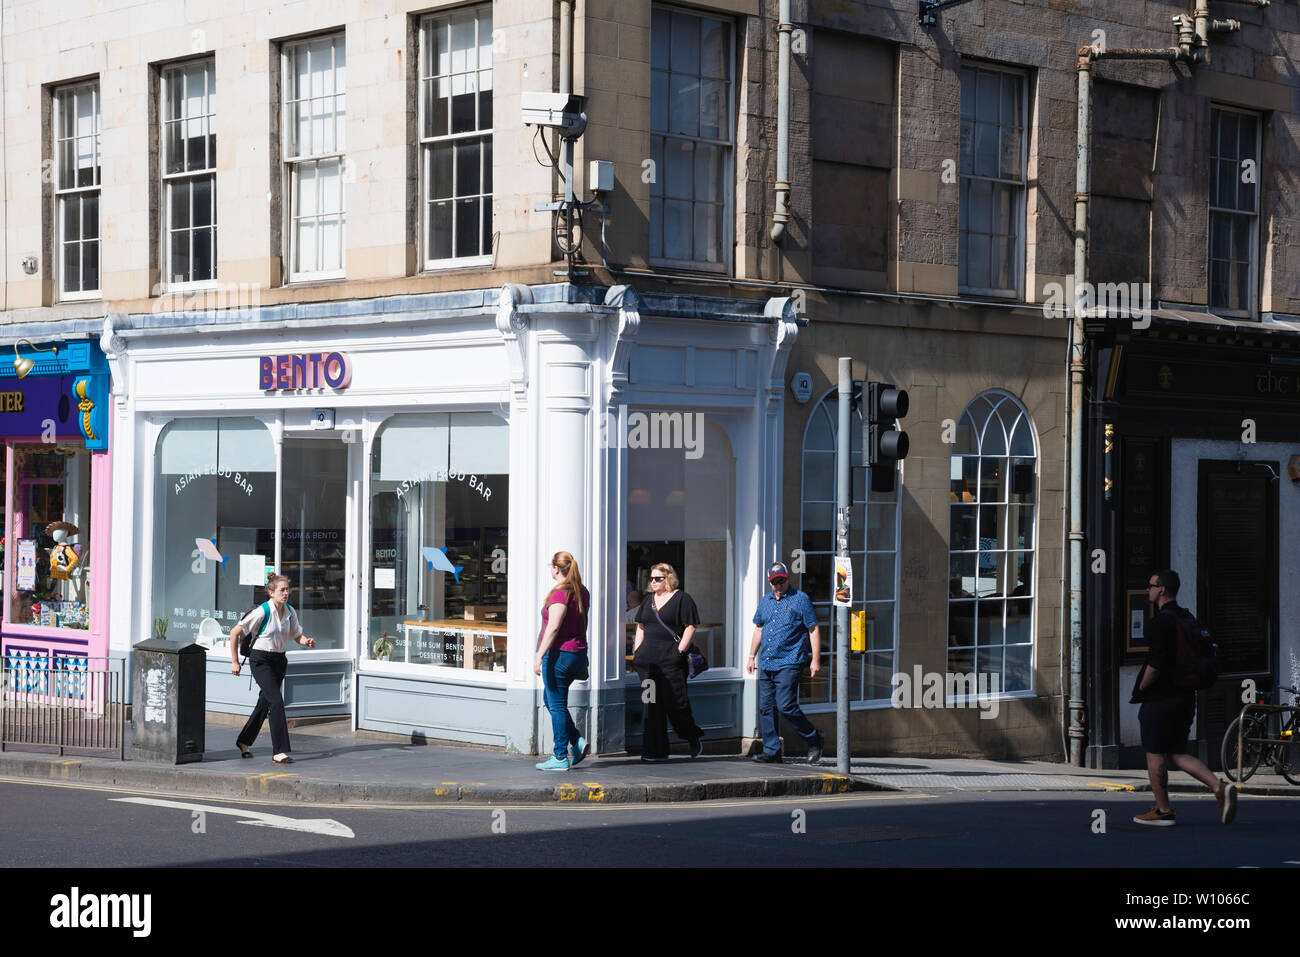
[[1195, 461, 1278, 762]]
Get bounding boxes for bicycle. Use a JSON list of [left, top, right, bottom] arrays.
[[1220, 684, 1300, 785]]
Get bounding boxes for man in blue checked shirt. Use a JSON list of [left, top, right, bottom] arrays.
[[747, 561, 825, 764]]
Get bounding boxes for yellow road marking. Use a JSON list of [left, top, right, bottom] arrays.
[[1086, 782, 1136, 791], [556, 782, 577, 801], [583, 783, 605, 801]]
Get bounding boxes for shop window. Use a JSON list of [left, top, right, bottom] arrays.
[[281, 436, 348, 650], [947, 391, 1036, 694], [799, 393, 899, 705], [162, 58, 217, 286], [8, 446, 93, 630], [959, 64, 1026, 297], [54, 82, 101, 300], [367, 413, 509, 670], [284, 34, 346, 280], [626, 415, 734, 673], [152, 418, 275, 648], [1209, 106, 1259, 317], [649, 5, 733, 270], [419, 6, 493, 267]]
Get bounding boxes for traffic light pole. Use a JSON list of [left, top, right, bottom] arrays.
[[836, 358, 852, 775]]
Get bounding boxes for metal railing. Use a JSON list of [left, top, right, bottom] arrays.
[[1, 653, 126, 759]]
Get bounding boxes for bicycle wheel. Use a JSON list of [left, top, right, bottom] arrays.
[[1221, 715, 1265, 782], [1278, 719, 1300, 786]]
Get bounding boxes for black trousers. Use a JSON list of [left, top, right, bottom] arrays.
[[639, 657, 702, 759], [237, 650, 290, 755]]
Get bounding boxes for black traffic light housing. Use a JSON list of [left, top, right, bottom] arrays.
[[865, 382, 909, 492]]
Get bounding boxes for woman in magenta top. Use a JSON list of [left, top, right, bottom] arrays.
[[534, 550, 591, 771]]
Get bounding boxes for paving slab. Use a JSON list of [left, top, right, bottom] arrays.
[[2, 720, 1295, 803]]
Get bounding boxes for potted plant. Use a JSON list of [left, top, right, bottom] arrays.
[[153, 616, 169, 640], [372, 631, 395, 661]]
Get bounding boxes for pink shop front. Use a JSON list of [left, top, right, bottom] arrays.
[[0, 338, 112, 684]]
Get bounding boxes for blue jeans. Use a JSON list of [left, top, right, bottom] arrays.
[[758, 665, 822, 757], [542, 649, 587, 760]]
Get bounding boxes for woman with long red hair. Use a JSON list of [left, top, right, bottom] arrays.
[[534, 551, 590, 771]]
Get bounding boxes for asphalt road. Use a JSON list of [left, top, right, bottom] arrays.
[[3, 776, 1298, 869]]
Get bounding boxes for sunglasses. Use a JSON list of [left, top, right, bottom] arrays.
[[649, 576, 665, 582], [770, 577, 788, 584], [1147, 582, 1162, 589]]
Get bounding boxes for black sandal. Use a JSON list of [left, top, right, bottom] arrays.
[[237, 742, 252, 758]]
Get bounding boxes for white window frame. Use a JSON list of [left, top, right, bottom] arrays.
[[649, 3, 735, 275], [958, 62, 1028, 299], [798, 390, 901, 711], [283, 33, 347, 283], [54, 82, 102, 302], [160, 58, 217, 292], [1208, 104, 1260, 319], [946, 390, 1038, 700], [418, 7, 494, 271]]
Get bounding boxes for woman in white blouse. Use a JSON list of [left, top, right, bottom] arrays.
[[230, 575, 316, 763]]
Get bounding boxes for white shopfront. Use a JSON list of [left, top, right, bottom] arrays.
[[103, 284, 798, 753]]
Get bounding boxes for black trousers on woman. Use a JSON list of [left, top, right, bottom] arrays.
[[237, 650, 291, 755], [640, 656, 702, 759]]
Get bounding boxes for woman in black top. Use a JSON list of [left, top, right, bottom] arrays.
[[633, 563, 704, 761]]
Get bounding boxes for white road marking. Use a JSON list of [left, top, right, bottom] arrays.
[[111, 797, 355, 838]]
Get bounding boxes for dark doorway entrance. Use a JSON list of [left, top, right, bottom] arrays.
[[1195, 462, 1278, 766]]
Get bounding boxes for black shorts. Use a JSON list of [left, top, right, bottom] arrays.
[[1138, 694, 1195, 755]]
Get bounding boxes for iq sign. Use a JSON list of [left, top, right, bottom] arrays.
[[259, 352, 352, 392]]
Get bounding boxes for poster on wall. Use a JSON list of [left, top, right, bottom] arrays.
[[832, 556, 853, 608], [17, 539, 37, 591]]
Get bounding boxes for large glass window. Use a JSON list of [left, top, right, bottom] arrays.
[[626, 414, 733, 674], [162, 58, 217, 286], [799, 394, 899, 705], [947, 391, 1036, 694], [284, 34, 346, 279], [419, 7, 493, 266], [8, 446, 93, 630], [152, 418, 275, 648], [368, 413, 509, 670], [959, 64, 1025, 297], [54, 82, 101, 299], [281, 436, 348, 650], [1209, 106, 1259, 316], [650, 5, 733, 269]]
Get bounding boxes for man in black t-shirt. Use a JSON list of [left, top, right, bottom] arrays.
[[1130, 569, 1237, 827]]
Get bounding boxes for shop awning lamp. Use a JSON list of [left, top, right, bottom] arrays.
[[13, 339, 57, 379]]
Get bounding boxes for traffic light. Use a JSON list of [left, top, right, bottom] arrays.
[[865, 381, 909, 492]]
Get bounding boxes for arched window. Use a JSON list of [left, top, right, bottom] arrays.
[[799, 390, 900, 706], [947, 391, 1037, 693]]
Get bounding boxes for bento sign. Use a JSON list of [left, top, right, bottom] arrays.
[[259, 352, 352, 392]]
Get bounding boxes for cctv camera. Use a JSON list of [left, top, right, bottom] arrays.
[[521, 92, 587, 139]]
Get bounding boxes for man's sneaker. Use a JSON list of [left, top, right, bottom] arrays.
[[807, 736, 824, 764], [536, 755, 570, 771], [752, 752, 782, 764], [570, 736, 588, 767], [1133, 806, 1176, 827], [640, 754, 668, 763], [1218, 781, 1238, 825], [689, 737, 703, 759]]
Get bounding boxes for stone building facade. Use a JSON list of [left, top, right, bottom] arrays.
[[1, 0, 1295, 763]]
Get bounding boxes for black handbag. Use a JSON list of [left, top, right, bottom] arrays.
[[650, 599, 709, 678]]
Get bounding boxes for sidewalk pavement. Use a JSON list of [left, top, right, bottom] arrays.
[[1, 718, 1294, 805]]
